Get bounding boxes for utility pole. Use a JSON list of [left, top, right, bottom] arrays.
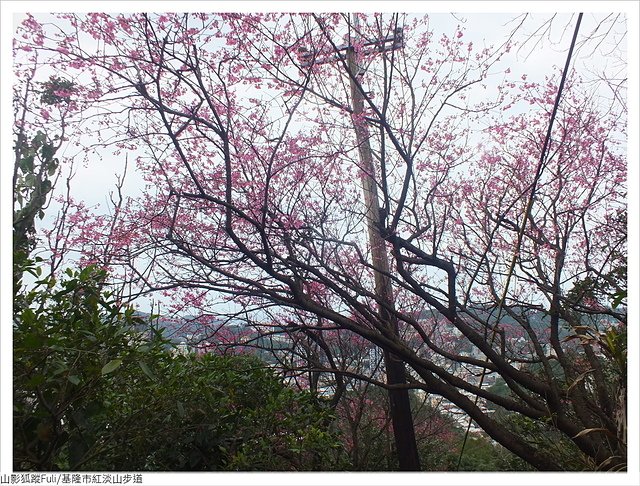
[[301, 16, 421, 471]]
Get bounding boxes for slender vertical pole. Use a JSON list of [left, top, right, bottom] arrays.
[[346, 17, 421, 471]]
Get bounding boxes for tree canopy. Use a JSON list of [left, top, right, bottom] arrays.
[[11, 10, 628, 472]]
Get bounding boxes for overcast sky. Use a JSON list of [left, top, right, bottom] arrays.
[[9, 10, 628, 211]]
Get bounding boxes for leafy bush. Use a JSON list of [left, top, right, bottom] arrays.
[[97, 353, 342, 471], [14, 262, 341, 471]]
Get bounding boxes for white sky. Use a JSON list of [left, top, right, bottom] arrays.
[[1, 1, 638, 484]]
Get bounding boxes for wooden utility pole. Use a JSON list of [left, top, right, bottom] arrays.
[[302, 17, 421, 470]]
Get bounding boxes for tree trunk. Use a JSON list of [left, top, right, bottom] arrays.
[[347, 41, 421, 471]]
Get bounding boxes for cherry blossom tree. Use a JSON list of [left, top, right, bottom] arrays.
[[13, 11, 627, 471]]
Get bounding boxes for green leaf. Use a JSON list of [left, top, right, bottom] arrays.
[[22, 333, 44, 350], [79, 330, 97, 342], [138, 360, 156, 381], [41, 179, 52, 195], [176, 401, 186, 418], [101, 359, 122, 375], [21, 308, 36, 326], [68, 375, 81, 386], [53, 364, 68, 376], [20, 154, 35, 173], [25, 374, 46, 388], [48, 159, 59, 176], [41, 142, 56, 161], [612, 291, 626, 309], [33, 131, 46, 145]]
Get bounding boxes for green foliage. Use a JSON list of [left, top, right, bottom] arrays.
[[13, 260, 341, 471], [501, 414, 586, 470], [13, 129, 59, 291], [94, 353, 342, 471], [455, 433, 533, 471], [593, 325, 627, 381], [332, 385, 526, 471], [485, 378, 589, 470], [40, 76, 76, 105], [13, 263, 159, 470]]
